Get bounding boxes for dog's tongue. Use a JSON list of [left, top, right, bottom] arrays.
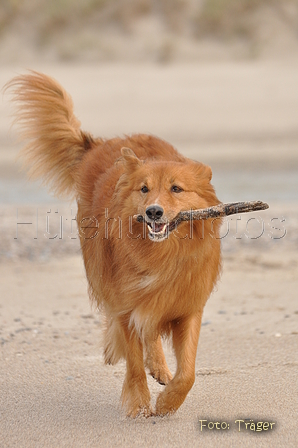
[[153, 222, 165, 232]]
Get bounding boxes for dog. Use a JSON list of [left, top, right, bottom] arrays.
[[7, 72, 222, 417]]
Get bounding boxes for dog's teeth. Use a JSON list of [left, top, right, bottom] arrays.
[[160, 225, 167, 235], [146, 222, 172, 242], [147, 223, 168, 235]]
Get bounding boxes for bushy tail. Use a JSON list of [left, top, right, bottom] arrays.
[[6, 71, 94, 198]]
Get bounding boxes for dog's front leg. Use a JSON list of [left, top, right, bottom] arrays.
[[155, 312, 202, 416], [120, 319, 152, 417], [145, 335, 173, 385]]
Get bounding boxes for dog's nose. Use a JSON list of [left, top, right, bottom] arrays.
[[146, 205, 164, 220]]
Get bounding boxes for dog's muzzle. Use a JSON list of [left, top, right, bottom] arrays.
[[144, 205, 177, 242]]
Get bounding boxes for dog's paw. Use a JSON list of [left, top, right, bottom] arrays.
[[124, 399, 154, 418], [146, 357, 172, 385], [149, 366, 173, 386], [126, 404, 154, 418], [121, 377, 152, 418], [155, 389, 181, 416]]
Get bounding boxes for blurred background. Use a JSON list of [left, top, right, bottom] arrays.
[[0, 0, 298, 259], [1, 0, 298, 62]]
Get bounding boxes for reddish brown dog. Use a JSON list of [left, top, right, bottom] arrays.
[[7, 72, 221, 417]]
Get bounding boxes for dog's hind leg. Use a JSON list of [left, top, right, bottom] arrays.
[[120, 319, 153, 417], [103, 315, 126, 365], [155, 312, 202, 416], [145, 335, 172, 385]]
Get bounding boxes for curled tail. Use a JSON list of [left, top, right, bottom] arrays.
[[6, 71, 95, 198]]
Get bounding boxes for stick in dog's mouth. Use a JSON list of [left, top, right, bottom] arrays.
[[134, 200, 269, 241]]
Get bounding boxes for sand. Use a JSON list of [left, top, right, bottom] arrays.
[[0, 62, 297, 447]]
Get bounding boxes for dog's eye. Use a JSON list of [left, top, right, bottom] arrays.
[[171, 185, 183, 193], [141, 185, 149, 193]]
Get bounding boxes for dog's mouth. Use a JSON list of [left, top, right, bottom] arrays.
[[145, 220, 177, 242]]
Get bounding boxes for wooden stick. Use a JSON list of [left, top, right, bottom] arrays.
[[134, 201, 269, 223]]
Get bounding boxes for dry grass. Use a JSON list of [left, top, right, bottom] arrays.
[[1, 0, 298, 61], [196, 0, 298, 38], [1, 0, 297, 33]]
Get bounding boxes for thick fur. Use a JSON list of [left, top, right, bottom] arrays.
[[7, 72, 222, 417]]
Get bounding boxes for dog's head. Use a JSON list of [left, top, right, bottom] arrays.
[[116, 147, 220, 242]]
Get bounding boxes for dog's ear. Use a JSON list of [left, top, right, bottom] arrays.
[[120, 147, 143, 171], [203, 164, 212, 181], [192, 161, 212, 181]]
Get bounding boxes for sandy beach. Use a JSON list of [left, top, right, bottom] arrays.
[[0, 62, 297, 447]]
